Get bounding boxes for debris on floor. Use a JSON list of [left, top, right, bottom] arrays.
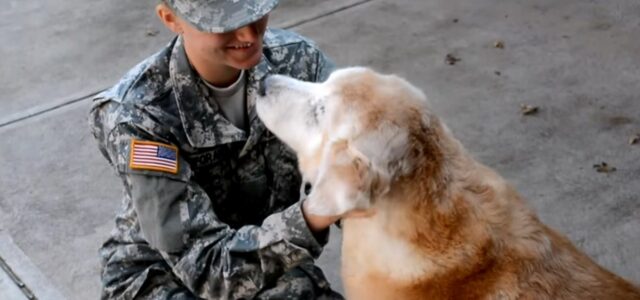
[[520, 104, 539, 115], [145, 29, 159, 37], [629, 133, 640, 145], [445, 53, 461, 65], [593, 162, 616, 173], [495, 71, 502, 76], [494, 40, 505, 49]]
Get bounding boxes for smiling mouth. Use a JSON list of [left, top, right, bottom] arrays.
[[227, 42, 253, 50]]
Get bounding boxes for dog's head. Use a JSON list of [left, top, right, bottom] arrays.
[[257, 67, 442, 216]]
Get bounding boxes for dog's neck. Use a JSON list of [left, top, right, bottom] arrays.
[[350, 143, 543, 281]]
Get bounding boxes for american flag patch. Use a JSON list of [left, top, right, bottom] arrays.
[[129, 139, 179, 174]]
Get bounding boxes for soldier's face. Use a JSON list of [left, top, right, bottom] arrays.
[[182, 15, 269, 70]]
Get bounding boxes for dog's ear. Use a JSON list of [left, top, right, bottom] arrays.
[[303, 123, 408, 216], [304, 140, 383, 216], [351, 122, 412, 180]]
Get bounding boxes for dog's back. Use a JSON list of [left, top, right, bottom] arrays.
[[341, 136, 640, 300]]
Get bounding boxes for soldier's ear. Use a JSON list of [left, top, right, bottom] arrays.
[[156, 3, 183, 34]]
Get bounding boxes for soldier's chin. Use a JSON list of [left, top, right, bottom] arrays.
[[229, 47, 263, 69]]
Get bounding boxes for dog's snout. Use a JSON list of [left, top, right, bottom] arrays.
[[304, 181, 313, 195], [258, 76, 269, 97], [260, 76, 285, 97]]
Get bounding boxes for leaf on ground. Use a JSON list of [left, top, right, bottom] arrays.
[[520, 104, 539, 115], [593, 162, 616, 173], [146, 29, 160, 37], [445, 54, 461, 65], [494, 41, 505, 49]]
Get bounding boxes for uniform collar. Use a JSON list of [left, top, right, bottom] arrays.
[[169, 36, 274, 154], [241, 51, 273, 156]]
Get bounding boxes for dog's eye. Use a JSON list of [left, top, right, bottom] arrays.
[[312, 101, 326, 121], [316, 103, 326, 116], [306, 100, 325, 126]]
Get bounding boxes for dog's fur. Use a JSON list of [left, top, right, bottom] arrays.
[[256, 67, 640, 299]]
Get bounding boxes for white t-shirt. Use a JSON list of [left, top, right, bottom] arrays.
[[202, 70, 248, 131]]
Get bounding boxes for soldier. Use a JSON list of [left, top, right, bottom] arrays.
[[89, 0, 348, 298]]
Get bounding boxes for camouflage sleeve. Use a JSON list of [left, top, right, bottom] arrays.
[[313, 47, 335, 83], [266, 28, 335, 83], [94, 119, 326, 299]]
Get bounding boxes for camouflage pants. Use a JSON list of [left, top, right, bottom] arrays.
[[102, 262, 344, 300], [255, 264, 344, 300]]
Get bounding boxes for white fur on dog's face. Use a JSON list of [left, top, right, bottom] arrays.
[[256, 75, 328, 163], [257, 67, 430, 216]]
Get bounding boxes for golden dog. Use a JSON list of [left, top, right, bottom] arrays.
[[256, 67, 640, 299]]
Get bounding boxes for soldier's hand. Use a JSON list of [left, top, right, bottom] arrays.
[[341, 208, 376, 219], [302, 201, 341, 234], [301, 201, 376, 234]]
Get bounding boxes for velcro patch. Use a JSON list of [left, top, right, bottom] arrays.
[[129, 139, 179, 174]]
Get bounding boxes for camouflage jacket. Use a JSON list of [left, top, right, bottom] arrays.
[[89, 28, 340, 299]]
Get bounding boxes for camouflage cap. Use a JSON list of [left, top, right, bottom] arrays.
[[165, 0, 279, 33]]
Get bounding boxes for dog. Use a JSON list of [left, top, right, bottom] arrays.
[[256, 67, 640, 299]]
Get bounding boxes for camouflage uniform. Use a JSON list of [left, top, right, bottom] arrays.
[[89, 4, 341, 297]]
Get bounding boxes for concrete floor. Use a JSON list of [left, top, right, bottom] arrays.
[[1, 0, 638, 299]]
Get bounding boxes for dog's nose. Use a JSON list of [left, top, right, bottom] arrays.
[[258, 76, 269, 97], [303, 181, 313, 195]]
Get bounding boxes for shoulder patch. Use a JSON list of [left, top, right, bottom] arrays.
[[129, 139, 179, 174]]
